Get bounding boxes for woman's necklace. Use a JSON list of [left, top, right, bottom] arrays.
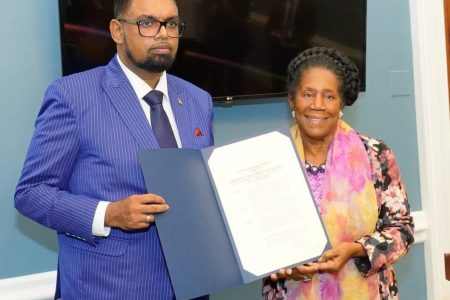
[[304, 160, 326, 175]]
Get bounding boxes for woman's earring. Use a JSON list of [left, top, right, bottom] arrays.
[[292, 111, 296, 118], [339, 110, 344, 119]]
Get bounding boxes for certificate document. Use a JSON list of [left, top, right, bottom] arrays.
[[139, 128, 330, 300], [208, 131, 327, 279]]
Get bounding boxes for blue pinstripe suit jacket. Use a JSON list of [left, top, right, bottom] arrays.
[[15, 57, 214, 299]]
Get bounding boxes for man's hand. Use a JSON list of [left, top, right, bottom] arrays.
[[105, 194, 169, 230]]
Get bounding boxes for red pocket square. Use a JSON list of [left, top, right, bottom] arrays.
[[193, 128, 204, 137]]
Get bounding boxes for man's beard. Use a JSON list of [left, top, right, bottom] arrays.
[[124, 39, 175, 73]]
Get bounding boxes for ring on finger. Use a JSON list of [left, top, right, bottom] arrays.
[[146, 213, 151, 223], [302, 275, 312, 282]]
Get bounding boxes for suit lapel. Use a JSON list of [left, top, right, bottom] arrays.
[[102, 57, 159, 149], [167, 75, 193, 148]]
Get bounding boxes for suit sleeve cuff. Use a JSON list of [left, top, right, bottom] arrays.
[[92, 201, 111, 237]]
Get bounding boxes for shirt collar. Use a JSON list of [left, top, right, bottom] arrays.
[[116, 54, 169, 101]]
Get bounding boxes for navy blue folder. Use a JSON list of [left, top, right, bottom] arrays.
[[140, 148, 243, 299], [139, 129, 330, 299]]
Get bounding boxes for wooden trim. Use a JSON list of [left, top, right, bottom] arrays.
[[445, 253, 450, 281]]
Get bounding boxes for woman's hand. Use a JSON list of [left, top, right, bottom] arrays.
[[317, 242, 366, 273], [270, 262, 320, 282], [269, 242, 366, 281]]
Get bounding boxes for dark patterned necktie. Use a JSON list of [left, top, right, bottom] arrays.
[[143, 90, 178, 148]]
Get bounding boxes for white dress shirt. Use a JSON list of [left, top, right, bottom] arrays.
[[92, 55, 181, 236]]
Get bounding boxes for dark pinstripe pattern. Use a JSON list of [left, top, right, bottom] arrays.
[[15, 57, 214, 299]]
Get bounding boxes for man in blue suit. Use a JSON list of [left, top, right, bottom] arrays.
[[15, 0, 213, 299]]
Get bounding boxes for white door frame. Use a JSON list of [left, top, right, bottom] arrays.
[[409, 0, 450, 299]]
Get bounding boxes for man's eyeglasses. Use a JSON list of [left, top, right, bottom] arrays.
[[117, 18, 186, 38]]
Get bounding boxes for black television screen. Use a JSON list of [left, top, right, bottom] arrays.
[[59, 0, 366, 102]]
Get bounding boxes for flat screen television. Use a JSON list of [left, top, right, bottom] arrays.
[[59, 0, 366, 103]]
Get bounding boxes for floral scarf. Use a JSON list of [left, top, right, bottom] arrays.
[[288, 120, 379, 299]]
